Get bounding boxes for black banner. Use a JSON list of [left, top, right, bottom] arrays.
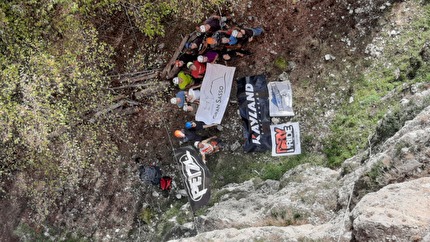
[[237, 75, 272, 152], [174, 146, 211, 212]]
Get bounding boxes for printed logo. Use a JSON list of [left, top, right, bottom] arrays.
[[179, 150, 208, 201], [274, 125, 295, 154], [245, 83, 261, 144]]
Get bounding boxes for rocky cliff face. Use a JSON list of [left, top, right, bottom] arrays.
[[169, 89, 430, 241]]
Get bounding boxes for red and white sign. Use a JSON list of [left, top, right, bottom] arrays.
[[270, 122, 301, 156]]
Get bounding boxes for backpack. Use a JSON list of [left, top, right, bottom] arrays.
[[139, 165, 162, 185], [160, 176, 172, 191]]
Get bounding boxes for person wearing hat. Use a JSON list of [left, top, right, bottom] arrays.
[[185, 121, 217, 131], [171, 87, 202, 111], [166, 52, 196, 79], [184, 35, 207, 55], [219, 36, 239, 49], [170, 91, 186, 108], [174, 129, 203, 144], [232, 26, 264, 44], [197, 15, 230, 34], [170, 91, 197, 112], [175, 53, 195, 68], [187, 60, 206, 79], [173, 71, 194, 90], [194, 136, 223, 163], [197, 50, 219, 64]]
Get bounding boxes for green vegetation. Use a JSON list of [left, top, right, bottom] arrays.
[[211, 152, 325, 189], [2, 0, 430, 240], [154, 201, 192, 240], [161, 201, 190, 225], [139, 206, 153, 224], [0, 0, 225, 231], [367, 159, 388, 183], [323, 2, 430, 167], [0, 0, 121, 216], [274, 56, 288, 70], [268, 208, 307, 226], [372, 95, 430, 149], [14, 223, 88, 242]]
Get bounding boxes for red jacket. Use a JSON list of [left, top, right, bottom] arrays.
[[191, 61, 206, 79]]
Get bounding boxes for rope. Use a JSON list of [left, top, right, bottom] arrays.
[[337, 183, 355, 242], [161, 115, 202, 234], [161, 116, 177, 160]]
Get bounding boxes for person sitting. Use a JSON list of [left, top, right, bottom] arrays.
[[185, 121, 217, 131], [197, 15, 230, 34], [170, 90, 198, 112], [194, 136, 223, 163], [172, 71, 194, 90], [184, 34, 207, 56], [187, 61, 206, 80], [219, 48, 252, 61], [205, 33, 239, 51], [175, 52, 196, 69], [197, 50, 219, 64], [186, 85, 201, 103], [231, 27, 264, 45], [174, 129, 203, 144]]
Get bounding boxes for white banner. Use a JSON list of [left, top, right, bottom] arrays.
[[268, 81, 294, 117], [196, 63, 236, 124], [270, 122, 301, 156]]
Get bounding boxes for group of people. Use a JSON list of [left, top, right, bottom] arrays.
[[170, 14, 264, 163]]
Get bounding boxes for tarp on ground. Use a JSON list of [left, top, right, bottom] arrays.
[[268, 81, 294, 117], [174, 146, 211, 212], [196, 63, 236, 124], [237, 75, 272, 152], [270, 122, 302, 156]]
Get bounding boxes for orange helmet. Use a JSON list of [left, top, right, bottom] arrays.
[[174, 130, 184, 138], [206, 37, 217, 45]]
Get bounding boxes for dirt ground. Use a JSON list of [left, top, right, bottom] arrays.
[[127, 0, 374, 166], [1, 0, 392, 241]]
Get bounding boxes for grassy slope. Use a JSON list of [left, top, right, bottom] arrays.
[[211, 0, 430, 187]]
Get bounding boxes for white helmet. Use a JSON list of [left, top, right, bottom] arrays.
[[170, 98, 177, 104], [197, 55, 204, 63], [199, 25, 206, 32], [172, 77, 179, 85], [194, 141, 200, 148], [231, 30, 239, 37]]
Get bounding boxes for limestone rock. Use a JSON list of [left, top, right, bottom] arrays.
[[352, 177, 430, 241]]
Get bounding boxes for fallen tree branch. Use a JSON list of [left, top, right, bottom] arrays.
[[106, 68, 162, 80], [160, 32, 198, 80], [89, 100, 127, 123], [135, 82, 169, 100], [110, 81, 160, 90], [116, 72, 160, 84]]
